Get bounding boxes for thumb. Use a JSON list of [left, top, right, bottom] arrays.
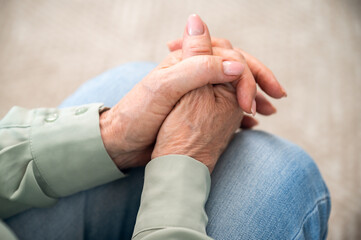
[[182, 14, 213, 59]]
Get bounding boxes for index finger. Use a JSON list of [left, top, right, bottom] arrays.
[[235, 48, 287, 98]]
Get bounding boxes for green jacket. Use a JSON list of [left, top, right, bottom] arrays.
[[0, 103, 212, 239]]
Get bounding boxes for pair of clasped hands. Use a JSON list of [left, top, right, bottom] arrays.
[[100, 15, 287, 173]]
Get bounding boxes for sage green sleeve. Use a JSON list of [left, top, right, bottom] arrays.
[[0, 104, 124, 219], [0, 220, 17, 240], [132, 155, 213, 240]]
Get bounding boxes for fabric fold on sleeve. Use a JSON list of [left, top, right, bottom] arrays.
[[30, 103, 124, 198], [0, 103, 125, 219]]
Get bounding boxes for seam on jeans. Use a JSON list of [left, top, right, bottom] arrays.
[[291, 196, 330, 240], [83, 190, 89, 239], [321, 224, 328, 240]]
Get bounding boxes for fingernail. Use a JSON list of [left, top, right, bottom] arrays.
[[223, 61, 244, 75], [281, 85, 288, 97], [187, 14, 204, 36], [251, 99, 256, 116]]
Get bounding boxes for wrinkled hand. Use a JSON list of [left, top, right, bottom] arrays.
[[101, 14, 286, 170], [152, 83, 242, 173], [154, 15, 288, 172], [100, 27, 244, 170]]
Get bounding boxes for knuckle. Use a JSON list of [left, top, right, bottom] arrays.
[[171, 50, 182, 59], [220, 38, 232, 47], [237, 51, 246, 61], [229, 49, 245, 62], [188, 44, 213, 56], [213, 37, 231, 47], [167, 51, 183, 66], [190, 55, 219, 85], [233, 48, 246, 60], [198, 55, 215, 71]]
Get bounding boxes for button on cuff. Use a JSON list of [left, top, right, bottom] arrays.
[[75, 107, 88, 115], [45, 113, 58, 122]]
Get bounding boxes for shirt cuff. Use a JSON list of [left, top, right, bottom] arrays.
[[30, 103, 124, 197], [133, 155, 211, 238]]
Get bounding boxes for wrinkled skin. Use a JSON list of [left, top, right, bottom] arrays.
[[100, 53, 244, 169], [152, 83, 242, 173], [100, 15, 286, 170]]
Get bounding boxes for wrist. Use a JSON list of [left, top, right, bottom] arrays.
[[99, 109, 118, 158], [99, 108, 152, 170], [152, 145, 216, 173], [99, 109, 130, 169]]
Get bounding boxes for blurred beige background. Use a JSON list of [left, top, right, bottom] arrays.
[[0, 0, 360, 239]]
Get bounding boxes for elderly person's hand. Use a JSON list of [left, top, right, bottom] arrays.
[[152, 83, 242, 173], [153, 15, 287, 172], [100, 36, 244, 170], [101, 14, 286, 170]]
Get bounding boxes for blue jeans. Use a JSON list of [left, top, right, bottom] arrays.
[[5, 62, 331, 240]]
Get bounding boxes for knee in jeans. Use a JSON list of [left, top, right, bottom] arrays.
[[208, 130, 331, 239], [228, 130, 330, 200]]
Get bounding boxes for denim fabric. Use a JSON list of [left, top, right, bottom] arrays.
[[206, 130, 331, 240], [5, 62, 330, 240]]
